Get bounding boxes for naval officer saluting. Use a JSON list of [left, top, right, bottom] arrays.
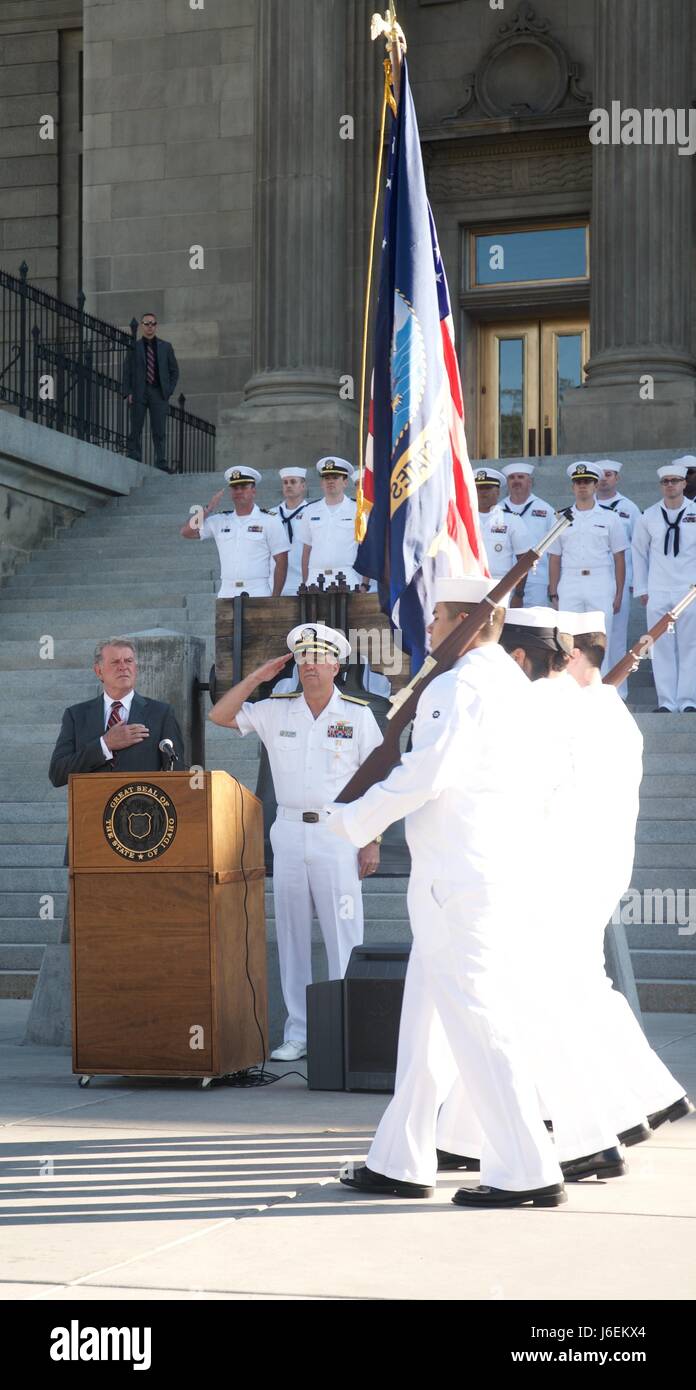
[[209, 623, 383, 1061], [180, 465, 289, 597]]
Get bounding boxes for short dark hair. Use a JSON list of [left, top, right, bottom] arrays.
[[572, 632, 606, 670], [500, 632, 569, 681], [141, 311, 157, 321]]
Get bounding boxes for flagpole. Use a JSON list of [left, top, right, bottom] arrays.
[[354, 7, 408, 544]]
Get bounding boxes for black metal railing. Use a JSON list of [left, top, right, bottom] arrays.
[[0, 261, 216, 473]]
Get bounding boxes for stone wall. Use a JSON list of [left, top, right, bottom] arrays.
[[81, 0, 254, 432]]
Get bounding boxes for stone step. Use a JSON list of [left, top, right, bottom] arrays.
[[635, 821, 696, 842], [5, 562, 219, 583], [634, 843, 696, 867], [643, 754, 696, 774], [637, 723, 696, 752], [0, 868, 68, 891], [631, 869, 696, 889], [0, 892, 66, 915], [0, 639, 187, 670], [0, 608, 197, 638], [0, 590, 214, 613], [0, 970, 37, 999], [0, 823, 66, 843], [0, 802, 67, 823], [639, 777, 696, 798], [0, 671, 98, 693], [636, 979, 696, 1012], [0, 781, 71, 803], [0, 845, 67, 867], [0, 920, 59, 944], [625, 922, 696, 949], [0, 943, 45, 970], [632, 949, 696, 980], [0, 702, 91, 722]]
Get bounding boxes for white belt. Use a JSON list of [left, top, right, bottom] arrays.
[[277, 807, 330, 823]]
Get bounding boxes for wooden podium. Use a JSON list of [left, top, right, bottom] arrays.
[[69, 771, 267, 1082]]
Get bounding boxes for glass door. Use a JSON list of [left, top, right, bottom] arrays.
[[479, 317, 588, 458]]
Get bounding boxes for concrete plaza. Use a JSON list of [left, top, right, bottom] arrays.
[[0, 1002, 694, 1303]]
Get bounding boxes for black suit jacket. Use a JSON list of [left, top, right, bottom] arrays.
[[49, 693, 185, 789], [122, 338, 179, 403]]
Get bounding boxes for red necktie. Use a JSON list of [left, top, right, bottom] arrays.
[[107, 701, 123, 729]]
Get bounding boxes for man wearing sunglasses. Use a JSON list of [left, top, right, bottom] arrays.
[[123, 312, 180, 472]]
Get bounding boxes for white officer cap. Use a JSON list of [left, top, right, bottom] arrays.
[[557, 610, 607, 637], [224, 466, 262, 486], [502, 462, 534, 478], [567, 460, 602, 482], [473, 466, 505, 487], [286, 621, 351, 663], [434, 576, 497, 605], [597, 459, 623, 474], [657, 462, 688, 480], [316, 456, 352, 478], [279, 467, 307, 479]]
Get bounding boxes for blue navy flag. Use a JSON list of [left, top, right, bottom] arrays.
[[357, 59, 487, 671]]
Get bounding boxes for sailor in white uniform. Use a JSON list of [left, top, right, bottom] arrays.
[[269, 467, 312, 596], [180, 465, 289, 597], [209, 622, 383, 1061], [500, 463, 557, 608], [632, 461, 696, 712], [596, 460, 642, 698], [328, 577, 566, 1209], [299, 457, 366, 590], [475, 466, 532, 601], [547, 461, 627, 673]]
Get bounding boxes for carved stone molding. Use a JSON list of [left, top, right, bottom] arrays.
[[426, 134, 592, 202], [441, 2, 592, 129]]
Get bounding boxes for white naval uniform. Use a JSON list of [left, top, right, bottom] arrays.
[[327, 645, 562, 1193], [502, 494, 556, 606], [269, 498, 312, 596], [548, 502, 627, 674], [478, 505, 532, 582], [599, 492, 642, 697], [632, 499, 696, 711], [199, 505, 289, 598], [234, 688, 382, 1044], [297, 496, 362, 589]]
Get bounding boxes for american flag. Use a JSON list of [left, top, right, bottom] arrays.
[[357, 58, 488, 670]]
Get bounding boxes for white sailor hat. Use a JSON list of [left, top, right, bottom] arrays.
[[224, 466, 261, 486], [279, 467, 307, 479], [434, 576, 497, 606], [502, 462, 535, 478], [316, 456, 352, 478], [673, 454, 696, 472], [557, 610, 607, 637], [567, 460, 602, 482], [659, 460, 689, 479], [474, 466, 505, 487], [503, 606, 574, 654], [286, 622, 351, 663], [597, 458, 623, 474]]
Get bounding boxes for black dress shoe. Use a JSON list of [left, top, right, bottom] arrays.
[[682, 706, 696, 713], [653, 706, 671, 713], [437, 1149, 480, 1172], [617, 1122, 652, 1147], [339, 1163, 433, 1199], [452, 1183, 567, 1209], [561, 1147, 626, 1182], [648, 1096, 695, 1130]]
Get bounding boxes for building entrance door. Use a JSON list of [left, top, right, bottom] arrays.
[[479, 317, 589, 459]]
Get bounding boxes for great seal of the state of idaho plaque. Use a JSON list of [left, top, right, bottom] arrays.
[[103, 783, 177, 861]]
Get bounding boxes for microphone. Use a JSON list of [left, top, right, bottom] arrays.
[[158, 738, 177, 770]]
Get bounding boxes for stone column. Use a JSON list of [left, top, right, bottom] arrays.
[[561, 0, 696, 452], [219, 0, 368, 473]]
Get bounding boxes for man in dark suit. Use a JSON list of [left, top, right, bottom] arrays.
[[49, 637, 185, 787], [122, 312, 179, 472]]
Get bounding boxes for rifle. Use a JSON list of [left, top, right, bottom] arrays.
[[603, 584, 696, 689], [336, 512, 572, 803]]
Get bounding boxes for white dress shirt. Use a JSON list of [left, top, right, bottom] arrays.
[[199, 504, 289, 598]]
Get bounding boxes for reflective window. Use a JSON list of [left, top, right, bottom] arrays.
[[474, 226, 588, 286], [556, 332, 583, 437], [499, 338, 524, 458]]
